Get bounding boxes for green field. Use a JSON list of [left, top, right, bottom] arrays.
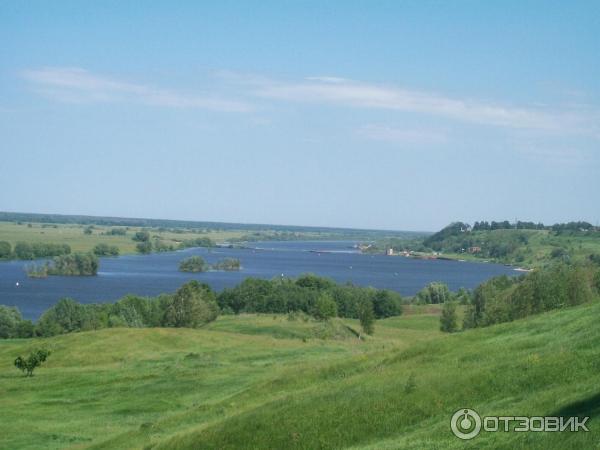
[[0, 221, 246, 255], [1, 301, 598, 449]]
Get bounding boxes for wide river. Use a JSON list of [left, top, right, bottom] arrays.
[[0, 240, 518, 320]]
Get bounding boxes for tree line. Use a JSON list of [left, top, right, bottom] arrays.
[[0, 275, 404, 339], [133, 231, 216, 254], [0, 241, 72, 260], [438, 260, 600, 332]]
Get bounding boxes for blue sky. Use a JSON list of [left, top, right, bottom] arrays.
[[1, 1, 599, 231]]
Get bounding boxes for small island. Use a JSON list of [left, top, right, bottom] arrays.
[[179, 256, 207, 272], [179, 256, 241, 273], [25, 253, 99, 277], [211, 257, 241, 271]]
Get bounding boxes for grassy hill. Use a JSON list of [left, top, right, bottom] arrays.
[[0, 303, 598, 449], [377, 224, 600, 268]]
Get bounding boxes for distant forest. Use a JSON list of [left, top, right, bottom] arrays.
[[0, 211, 425, 239]]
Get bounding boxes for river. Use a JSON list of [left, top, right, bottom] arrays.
[[0, 240, 518, 320]]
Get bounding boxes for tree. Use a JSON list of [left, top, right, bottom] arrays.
[[136, 241, 152, 254], [14, 242, 34, 259], [47, 253, 99, 276], [83, 226, 93, 235], [0, 306, 24, 338], [311, 292, 338, 321], [14, 349, 50, 376], [295, 274, 335, 291], [35, 298, 84, 335], [0, 241, 11, 259], [440, 301, 458, 332], [162, 281, 219, 328], [372, 289, 403, 318], [357, 298, 375, 336], [132, 231, 150, 242], [416, 282, 451, 304]]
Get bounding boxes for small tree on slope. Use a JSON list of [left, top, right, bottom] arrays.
[[14, 349, 51, 377]]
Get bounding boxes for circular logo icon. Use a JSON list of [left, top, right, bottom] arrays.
[[451, 408, 482, 440]]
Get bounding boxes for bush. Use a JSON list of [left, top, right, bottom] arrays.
[[106, 228, 127, 236], [153, 240, 175, 252], [93, 243, 119, 256], [180, 237, 216, 248]]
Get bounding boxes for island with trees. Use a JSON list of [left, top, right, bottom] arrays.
[[25, 253, 99, 278], [179, 256, 242, 272]]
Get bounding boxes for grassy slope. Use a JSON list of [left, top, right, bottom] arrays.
[[0, 304, 598, 449], [0, 221, 245, 255]]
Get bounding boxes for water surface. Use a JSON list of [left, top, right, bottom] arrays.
[[0, 241, 518, 320]]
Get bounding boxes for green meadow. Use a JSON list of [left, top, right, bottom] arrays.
[[1, 301, 598, 449], [0, 221, 245, 255]]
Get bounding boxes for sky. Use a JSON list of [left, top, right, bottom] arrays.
[[1, 1, 599, 231]]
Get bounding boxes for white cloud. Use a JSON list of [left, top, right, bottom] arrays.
[[22, 67, 253, 112], [22, 68, 600, 139], [247, 76, 598, 135]]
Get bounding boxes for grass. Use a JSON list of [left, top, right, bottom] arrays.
[[0, 221, 246, 255], [0, 302, 598, 449]]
